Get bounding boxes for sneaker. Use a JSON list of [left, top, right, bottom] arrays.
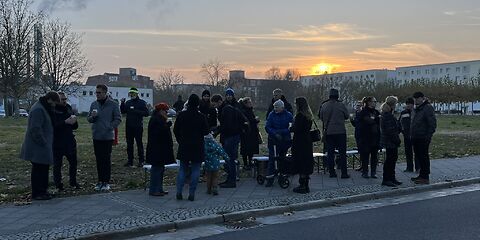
[[94, 183, 103, 191], [411, 176, 421, 181], [100, 183, 111, 191], [392, 179, 403, 185]]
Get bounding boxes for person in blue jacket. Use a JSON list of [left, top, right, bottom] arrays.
[[204, 134, 230, 196], [265, 99, 293, 187]]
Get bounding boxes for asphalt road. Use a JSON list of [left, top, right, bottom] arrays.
[[196, 190, 480, 240]]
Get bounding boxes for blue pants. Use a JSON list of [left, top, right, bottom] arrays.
[[222, 135, 240, 183], [149, 165, 165, 194], [176, 161, 201, 196]]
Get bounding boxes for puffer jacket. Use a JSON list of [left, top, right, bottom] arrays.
[[265, 110, 293, 145], [410, 101, 437, 139], [380, 104, 401, 149]]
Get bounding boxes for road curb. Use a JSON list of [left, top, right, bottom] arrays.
[[77, 177, 480, 240]]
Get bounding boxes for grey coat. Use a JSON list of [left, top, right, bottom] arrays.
[[20, 101, 54, 165], [319, 99, 349, 135], [87, 99, 122, 140]]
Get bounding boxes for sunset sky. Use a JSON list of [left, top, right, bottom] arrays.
[[42, 0, 480, 83]]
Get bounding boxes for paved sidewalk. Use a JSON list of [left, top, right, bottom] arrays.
[[1, 156, 480, 240]]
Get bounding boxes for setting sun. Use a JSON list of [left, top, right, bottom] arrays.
[[311, 63, 332, 75]]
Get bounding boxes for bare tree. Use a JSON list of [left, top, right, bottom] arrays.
[[41, 18, 89, 93], [0, 0, 42, 116], [158, 68, 184, 90], [200, 58, 228, 87], [265, 66, 282, 80], [284, 68, 301, 81]]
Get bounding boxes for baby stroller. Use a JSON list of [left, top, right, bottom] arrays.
[[261, 145, 295, 189]]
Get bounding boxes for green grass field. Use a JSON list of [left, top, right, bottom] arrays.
[[0, 114, 479, 204]]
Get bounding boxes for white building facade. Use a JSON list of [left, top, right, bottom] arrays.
[[300, 69, 396, 87], [395, 60, 480, 84], [68, 86, 153, 113]]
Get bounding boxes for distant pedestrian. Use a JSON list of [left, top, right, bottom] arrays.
[[172, 95, 185, 112], [204, 133, 230, 196], [410, 92, 437, 185], [319, 89, 350, 179], [399, 97, 416, 172], [120, 87, 149, 167], [88, 84, 122, 191], [380, 96, 402, 187], [173, 94, 209, 201], [20, 91, 60, 200], [291, 97, 314, 194], [199, 89, 218, 131], [239, 97, 260, 170], [358, 96, 381, 179], [146, 103, 176, 196], [211, 94, 248, 188], [266, 88, 293, 119], [53, 92, 80, 191], [265, 99, 293, 187]]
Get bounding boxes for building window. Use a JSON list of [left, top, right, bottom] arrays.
[[456, 67, 460, 72], [146, 93, 150, 98], [404, 71, 407, 76], [83, 91, 87, 96], [463, 66, 468, 72], [411, 71, 414, 75], [116, 92, 118, 97], [416, 70, 420, 75], [440, 68, 443, 73], [446, 68, 450, 73], [141, 93, 144, 97], [89, 91, 93, 96]]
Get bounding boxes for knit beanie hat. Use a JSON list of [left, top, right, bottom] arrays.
[[225, 88, 235, 96], [202, 89, 211, 97], [187, 94, 200, 108], [273, 99, 284, 108]]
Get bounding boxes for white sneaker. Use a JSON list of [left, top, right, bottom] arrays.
[[94, 183, 103, 191], [100, 183, 111, 191]]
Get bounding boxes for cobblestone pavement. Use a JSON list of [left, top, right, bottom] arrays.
[[1, 156, 480, 240]]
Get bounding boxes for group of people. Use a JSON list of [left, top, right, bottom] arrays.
[[19, 84, 437, 201]]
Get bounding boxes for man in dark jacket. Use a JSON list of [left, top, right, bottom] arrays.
[[319, 89, 350, 179], [399, 97, 416, 172], [20, 92, 60, 200], [266, 88, 293, 119], [53, 92, 80, 190], [172, 95, 185, 112], [410, 92, 437, 184], [120, 87, 149, 167], [199, 89, 218, 131], [225, 88, 242, 109], [211, 94, 248, 188]]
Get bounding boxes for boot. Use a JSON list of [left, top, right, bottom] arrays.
[[293, 177, 309, 194]]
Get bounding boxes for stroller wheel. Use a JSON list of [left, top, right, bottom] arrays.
[[257, 175, 265, 185], [278, 176, 290, 189]]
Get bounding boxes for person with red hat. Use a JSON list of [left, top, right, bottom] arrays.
[[145, 103, 176, 196]]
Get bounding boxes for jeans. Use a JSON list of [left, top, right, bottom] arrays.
[[53, 149, 78, 186], [93, 140, 113, 183], [176, 161, 201, 196], [360, 147, 378, 176], [222, 135, 240, 183], [325, 134, 348, 174], [31, 162, 50, 197], [383, 148, 398, 181], [126, 126, 144, 164], [413, 137, 431, 179], [149, 165, 165, 194]]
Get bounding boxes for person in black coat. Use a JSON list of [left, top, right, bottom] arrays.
[[266, 88, 293, 119], [53, 92, 79, 191], [199, 89, 218, 131], [291, 97, 314, 194], [146, 103, 176, 196], [399, 97, 416, 172], [172, 95, 185, 112], [358, 96, 381, 179], [173, 94, 210, 201], [120, 87, 150, 167], [225, 88, 242, 109], [239, 97, 260, 170], [380, 96, 402, 187]]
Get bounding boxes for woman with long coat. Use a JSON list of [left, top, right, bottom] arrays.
[[173, 94, 209, 201], [239, 97, 260, 170], [380, 96, 402, 187], [145, 103, 176, 196], [358, 96, 381, 179], [291, 97, 314, 194]]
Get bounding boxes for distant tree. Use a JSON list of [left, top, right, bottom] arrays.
[[200, 58, 228, 87], [284, 68, 301, 81], [0, 0, 42, 116], [265, 66, 282, 80], [158, 68, 184, 89], [41, 18, 89, 93]]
